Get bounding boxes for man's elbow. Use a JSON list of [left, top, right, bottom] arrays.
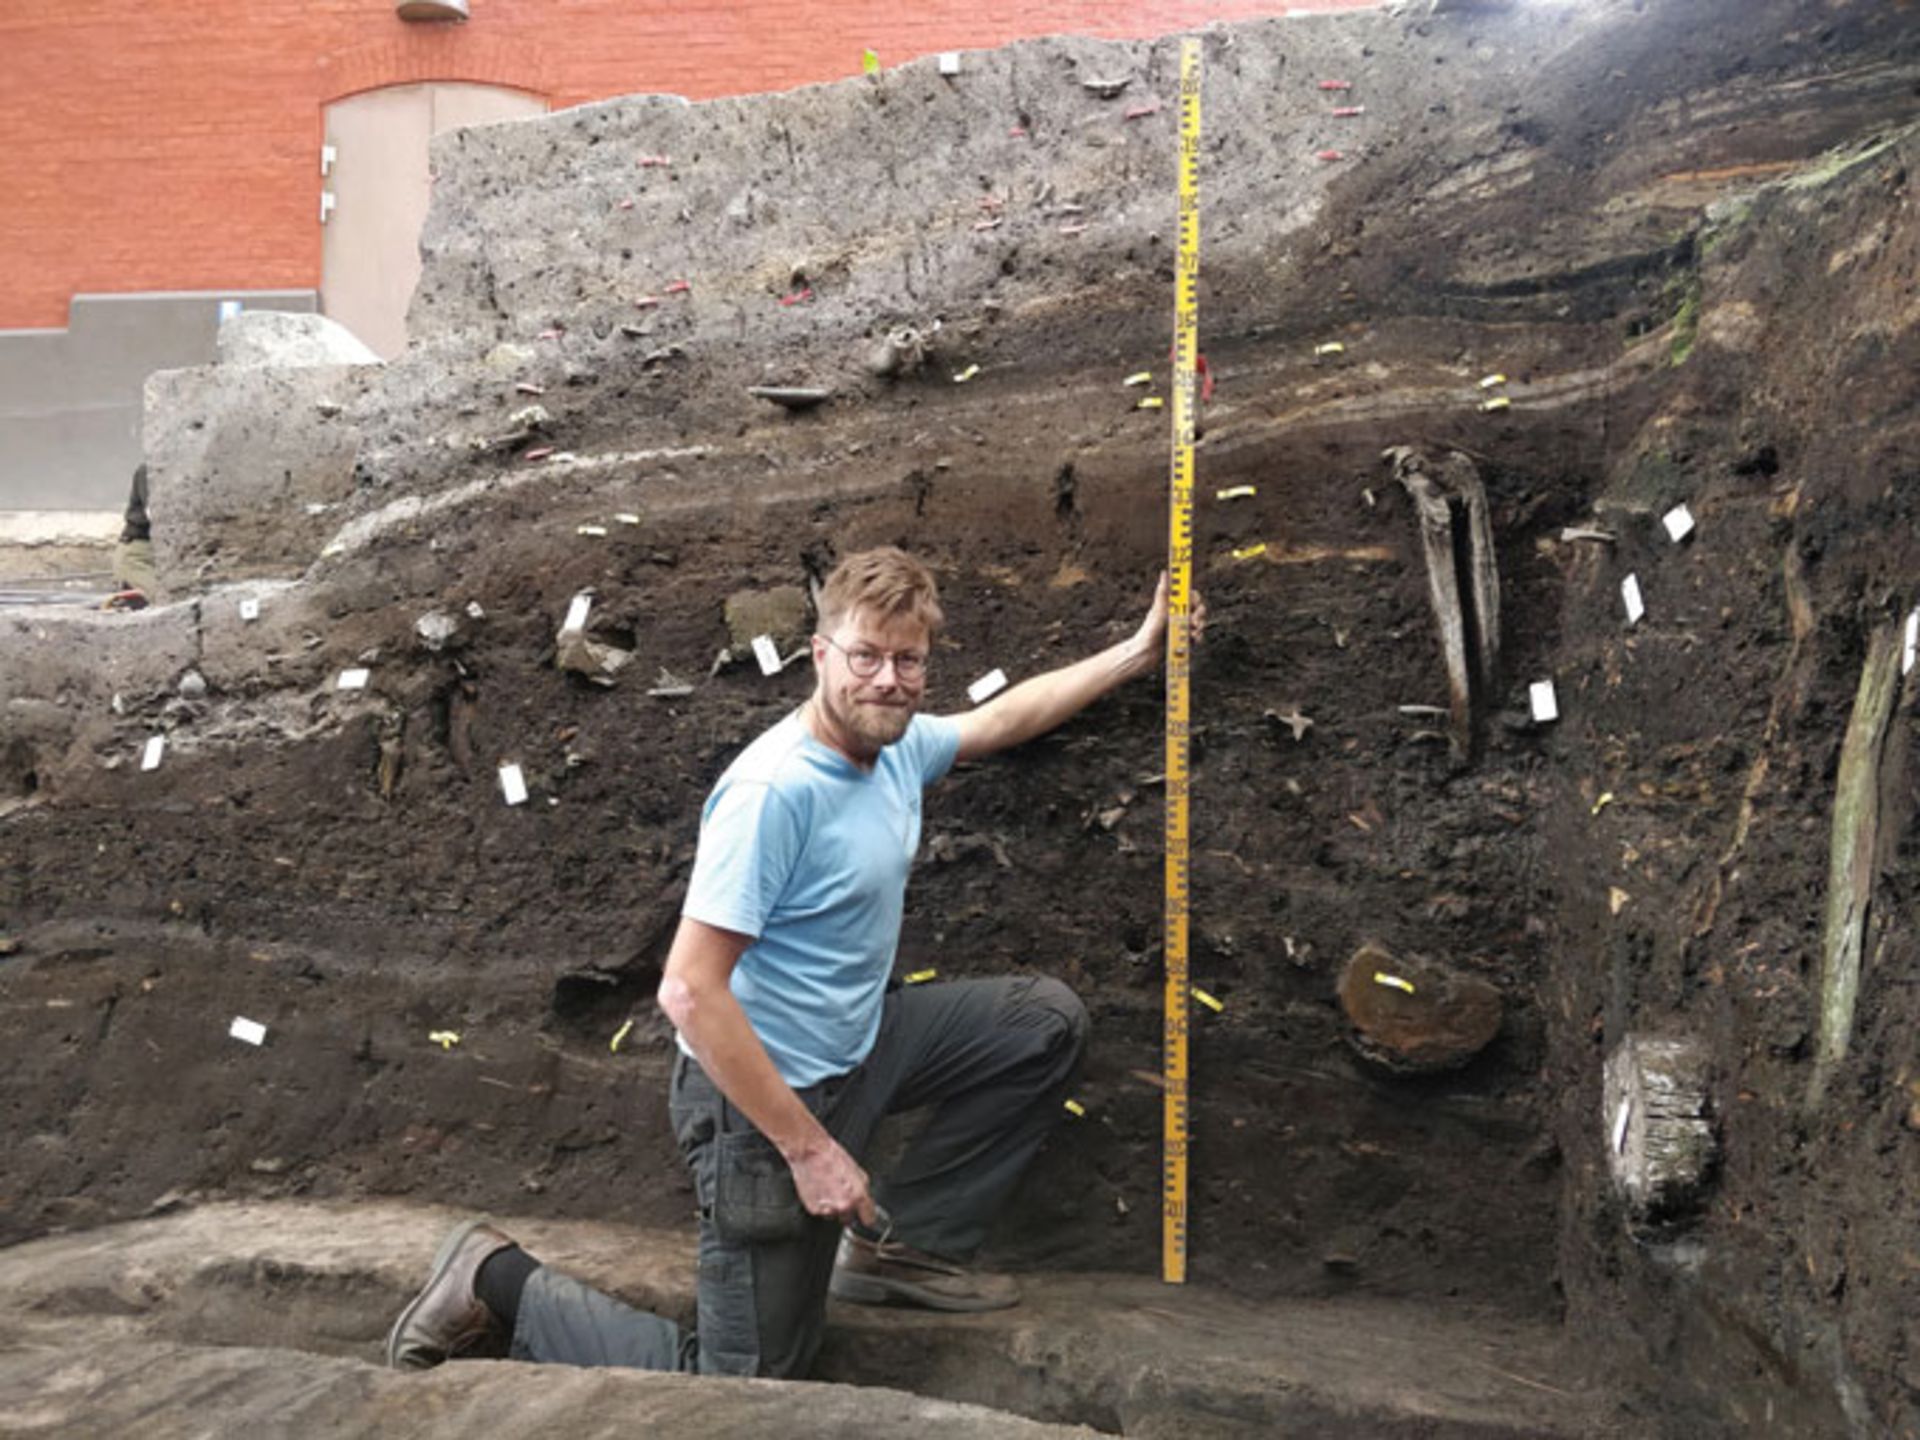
[[656, 972, 698, 1029]]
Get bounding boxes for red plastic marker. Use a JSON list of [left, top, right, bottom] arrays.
[[616, 198, 635, 210], [536, 327, 565, 340], [634, 296, 661, 308], [1331, 106, 1366, 118], [636, 155, 672, 168], [1318, 79, 1353, 91], [1167, 345, 1215, 403], [778, 287, 813, 306], [1316, 149, 1345, 162], [523, 447, 555, 463], [1124, 100, 1161, 120], [663, 280, 691, 295], [1008, 125, 1028, 138]]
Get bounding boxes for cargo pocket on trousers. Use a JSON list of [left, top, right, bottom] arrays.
[[711, 1129, 810, 1243]]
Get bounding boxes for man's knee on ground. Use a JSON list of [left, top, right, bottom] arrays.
[[1015, 975, 1089, 1064]]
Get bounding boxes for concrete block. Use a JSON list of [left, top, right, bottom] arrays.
[[1604, 1033, 1717, 1232], [216, 311, 383, 368], [145, 365, 369, 595]]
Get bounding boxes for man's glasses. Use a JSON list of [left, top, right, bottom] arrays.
[[819, 635, 928, 680]]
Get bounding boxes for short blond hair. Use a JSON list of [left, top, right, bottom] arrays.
[[817, 547, 944, 636]]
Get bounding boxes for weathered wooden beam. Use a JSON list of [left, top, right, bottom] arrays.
[[1387, 446, 1502, 763], [1399, 472, 1474, 761], [1808, 624, 1905, 1111], [1453, 461, 1501, 697], [1605, 1034, 1716, 1232]]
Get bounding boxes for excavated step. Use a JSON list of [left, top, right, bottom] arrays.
[[0, 1342, 1096, 1439], [0, 1201, 1621, 1437]]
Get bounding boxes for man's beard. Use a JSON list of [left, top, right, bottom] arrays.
[[824, 685, 915, 750]]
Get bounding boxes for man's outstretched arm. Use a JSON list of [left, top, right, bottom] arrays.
[[950, 572, 1203, 763], [656, 916, 876, 1226]]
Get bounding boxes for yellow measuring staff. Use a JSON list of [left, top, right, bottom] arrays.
[[1162, 35, 1202, 1287]]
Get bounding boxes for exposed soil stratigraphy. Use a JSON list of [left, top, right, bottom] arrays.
[[3, 1, 1920, 1434]]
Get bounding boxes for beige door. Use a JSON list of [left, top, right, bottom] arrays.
[[321, 83, 545, 359]]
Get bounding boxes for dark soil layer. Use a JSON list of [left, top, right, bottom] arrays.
[[3, 2, 1919, 1434]]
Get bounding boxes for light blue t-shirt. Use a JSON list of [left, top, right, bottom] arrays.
[[679, 709, 961, 1087]]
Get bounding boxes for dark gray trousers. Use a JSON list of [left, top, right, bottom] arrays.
[[510, 974, 1087, 1378]]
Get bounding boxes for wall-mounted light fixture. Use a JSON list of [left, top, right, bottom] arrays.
[[396, 0, 468, 20]]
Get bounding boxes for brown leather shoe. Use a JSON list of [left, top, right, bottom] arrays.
[[385, 1218, 515, 1369], [829, 1228, 1020, 1312]]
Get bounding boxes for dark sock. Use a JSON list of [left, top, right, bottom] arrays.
[[474, 1244, 539, 1330]]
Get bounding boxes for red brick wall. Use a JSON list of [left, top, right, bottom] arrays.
[[0, 0, 1380, 329]]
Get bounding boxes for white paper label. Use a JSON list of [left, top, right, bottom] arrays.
[[937, 51, 961, 74], [498, 764, 528, 806], [229, 1016, 267, 1046], [1662, 504, 1695, 543], [751, 635, 783, 676], [141, 735, 166, 771], [1612, 1097, 1632, 1155], [466, 601, 486, 619], [238, 598, 261, 622], [1621, 574, 1644, 626], [337, 668, 371, 691], [1904, 608, 1918, 677], [561, 593, 592, 636], [967, 668, 1009, 705], [1529, 680, 1559, 724]]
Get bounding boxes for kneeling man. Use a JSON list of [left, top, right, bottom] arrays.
[[388, 546, 1198, 1377]]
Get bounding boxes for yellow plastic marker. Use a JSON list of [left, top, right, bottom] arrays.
[[610, 1018, 635, 1053], [1124, 371, 1153, 387], [1216, 485, 1255, 500], [1372, 973, 1415, 995], [1231, 542, 1266, 561], [1591, 791, 1615, 816], [1064, 1098, 1087, 1117], [1162, 35, 1203, 1289], [428, 1030, 461, 1049], [952, 364, 980, 383], [1478, 373, 1508, 389], [862, 48, 881, 75], [1480, 396, 1511, 413], [615, 512, 641, 526], [577, 524, 609, 537], [1192, 986, 1224, 1012], [1137, 395, 1165, 410], [1314, 342, 1346, 357], [905, 968, 938, 984]]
